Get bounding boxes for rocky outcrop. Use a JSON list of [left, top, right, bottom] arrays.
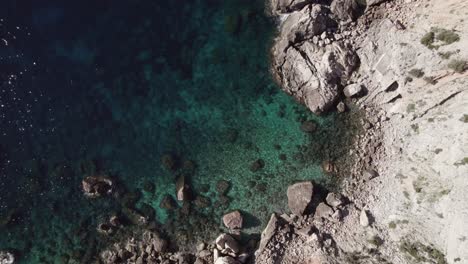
[[0, 251, 15, 264], [271, 4, 359, 114], [223, 210, 243, 230], [81, 175, 114, 198], [286, 181, 314, 215]]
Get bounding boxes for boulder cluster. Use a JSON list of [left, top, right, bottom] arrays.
[[270, 0, 368, 114]]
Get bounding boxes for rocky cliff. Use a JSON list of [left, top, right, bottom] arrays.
[[255, 0, 468, 263]]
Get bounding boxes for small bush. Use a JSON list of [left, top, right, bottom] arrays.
[[448, 59, 467, 73], [421, 32, 435, 48], [423, 76, 437, 85], [406, 103, 416, 113], [408, 68, 424, 78], [436, 29, 460, 44], [438, 51, 456, 59]]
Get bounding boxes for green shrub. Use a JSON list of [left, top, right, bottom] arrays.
[[448, 59, 467, 73], [436, 29, 460, 44], [423, 76, 437, 85], [408, 68, 424, 78], [421, 32, 435, 48], [438, 51, 456, 59]]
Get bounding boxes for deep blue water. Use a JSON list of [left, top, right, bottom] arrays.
[[0, 0, 356, 262]]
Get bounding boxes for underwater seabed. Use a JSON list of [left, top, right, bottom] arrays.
[[0, 0, 360, 262]]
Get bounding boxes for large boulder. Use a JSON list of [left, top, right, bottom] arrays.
[[330, 0, 361, 22], [287, 181, 314, 215], [215, 234, 240, 255], [271, 5, 359, 114], [223, 210, 243, 230], [81, 175, 114, 198]]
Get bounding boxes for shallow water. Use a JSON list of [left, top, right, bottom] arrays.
[[0, 0, 356, 262]]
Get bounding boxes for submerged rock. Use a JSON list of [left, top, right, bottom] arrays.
[[287, 181, 314, 215], [216, 180, 231, 195], [161, 153, 179, 171], [250, 159, 265, 172], [300, 120, 317, 133], [194, 195, 211, 208], [81, 175, 114, 198], [160, 195, 177, 210], [223, 210, 243, 230]]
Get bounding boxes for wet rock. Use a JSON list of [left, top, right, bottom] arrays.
[[331, 0, 360, 22], [337, 101, 346, 113], [326, 193, 343, 207], [315, 202, 334, 218], [109, 214, 122, 227], [322, 160, 335, 173], [160, 195, 177, 210], [196, 242, 206, 252], [360, 210, 370, 227], [176, 175, 191, 201], [97, 223, 115, 236], [0, 251, 14, 264], [223, 210, 243, 230], [139, 203, 156, 220], [215, 234, 240, 254], [194, 195, 211, 209], [343, 83, 364, 97], [287, 181, 314, 215], [216, 180, 231, 195], [121, 191, 142, 208], [217, 195, 231, 207], [300, 120, 317, 133], [122, 207, 148, 226], [250, 159, 265, 172], [215, 256, 241, 264], [81, 175, 114, 198]]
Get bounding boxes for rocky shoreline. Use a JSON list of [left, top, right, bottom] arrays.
[[90, 0, 468, 263], [2, 0, 466, 263]]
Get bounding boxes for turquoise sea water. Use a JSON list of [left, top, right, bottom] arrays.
[[0, 0, 357, 262]]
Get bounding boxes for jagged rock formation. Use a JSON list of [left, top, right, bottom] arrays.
[[264, 0, 468, 263], [270, 3, 360, 113]]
